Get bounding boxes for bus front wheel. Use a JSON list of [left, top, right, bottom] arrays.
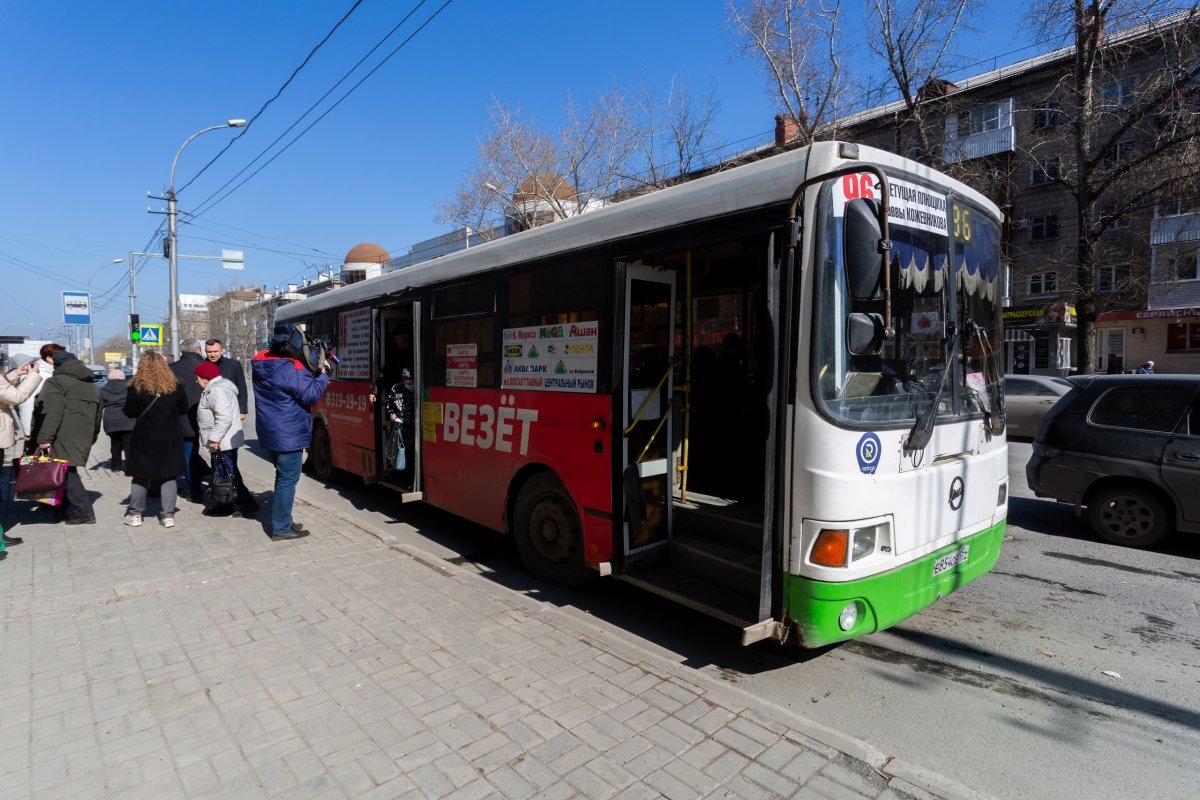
[[514, 473, 594, 588], [308, 423, 334, 482]]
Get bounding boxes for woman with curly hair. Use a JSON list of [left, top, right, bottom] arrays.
[[122, 351, 188, 527]]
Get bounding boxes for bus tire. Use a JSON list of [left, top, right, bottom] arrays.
[[514, 473, 594, 588], [308, 422, 334, 482]]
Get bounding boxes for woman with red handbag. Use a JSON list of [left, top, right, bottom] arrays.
[[29, 351, 101, 524], [1, 358, 43, 549]]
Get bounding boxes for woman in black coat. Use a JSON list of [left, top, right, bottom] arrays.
[[100, 369, 134, 473], [122, 351, 187, 528]]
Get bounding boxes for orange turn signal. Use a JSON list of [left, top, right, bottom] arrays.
[[591, 418, 606, 430], [811, 529, 849, 567]]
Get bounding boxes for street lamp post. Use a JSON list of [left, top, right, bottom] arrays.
[[85, 258, 125, 364], [167, 119, 246, 358]]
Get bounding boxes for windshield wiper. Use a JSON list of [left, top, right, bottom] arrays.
[[905, 322, 957, 454]]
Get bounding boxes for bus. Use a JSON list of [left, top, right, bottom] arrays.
[[275, 141, 1007, 647]]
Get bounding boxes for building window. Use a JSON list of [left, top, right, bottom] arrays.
[[1032, 102, 1065, 129], [1027, 271, 1057, 295], [1094, 264, 1127, 292], [957, 103, 1003, 137], [1158, 193, 1200, 217], [1104, 139, 1136, 168], [1029, 157, 1062, 186], [1029, 214, 1059, 241], [1099, 203, 1129, 231], [1103, 80, 1136, 107], [1168, 322, 1200, 352]]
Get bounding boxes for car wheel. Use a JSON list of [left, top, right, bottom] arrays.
[[1086, 485, 1171, 548], [514, 473, 595, 587]]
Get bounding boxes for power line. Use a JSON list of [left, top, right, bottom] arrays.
[[190, 0, 453, 219], [180, 0, 367, 193], [177, 212, 341, 258]]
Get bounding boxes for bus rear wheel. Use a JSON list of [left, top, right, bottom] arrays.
[[514, 473, 594, 587], [308, 423, 334, 482]]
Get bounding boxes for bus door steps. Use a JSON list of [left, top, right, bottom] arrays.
[[618, 566, 758, 628], [673, 491, 763, 549], [669, 534, 761, 597]]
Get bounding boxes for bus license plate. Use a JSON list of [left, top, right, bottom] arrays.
[[933, 545, 969, 576]]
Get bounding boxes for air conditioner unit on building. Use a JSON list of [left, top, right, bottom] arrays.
[[1011, 218, 1028, 230]]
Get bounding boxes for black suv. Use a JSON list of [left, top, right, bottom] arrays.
[[1026, 374, 1200, 547]]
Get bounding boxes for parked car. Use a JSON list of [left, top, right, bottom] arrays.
[[1004, 375, 1074, 440], [1026, 374, 1200, 547]]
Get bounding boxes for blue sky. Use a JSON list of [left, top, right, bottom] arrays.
[[0, 0, 1037, 344]]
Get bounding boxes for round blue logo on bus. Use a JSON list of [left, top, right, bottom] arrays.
[[856, 432, 882, 474]]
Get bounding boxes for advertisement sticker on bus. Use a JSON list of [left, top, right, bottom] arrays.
[[337, 308, 371, 379], [833, 172, 948, 237], [446, 343, 478, 387], [502, 321, 599, 393]]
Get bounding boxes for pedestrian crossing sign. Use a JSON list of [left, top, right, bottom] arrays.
[[139, 324, 162, 346]]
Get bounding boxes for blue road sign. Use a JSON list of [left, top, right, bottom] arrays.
[[139, 324, 162, 345], [63, 292, 91, 325]]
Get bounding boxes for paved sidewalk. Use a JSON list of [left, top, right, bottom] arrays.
[[0, 459, 988, 800]]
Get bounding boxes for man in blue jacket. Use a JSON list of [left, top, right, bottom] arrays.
[[251, 326, 331, 540]]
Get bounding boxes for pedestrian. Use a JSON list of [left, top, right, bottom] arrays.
[[383, 367, 415, 477], [251, 325, 330, 541], [1105, 354, 1121, 374], [1136, 360, 1156, 374], [29, 351, 101, 524], [0, 358, 43, 548], [122, 351, 188, 528], [16, 343, 63, 462], [169, 339, 209, 503], [194, 360, 257, 517], [100, 368, 133, 474], [204, 338, 249, 420]]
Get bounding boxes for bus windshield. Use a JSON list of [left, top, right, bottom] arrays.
[[814, 175, 1003, 428]]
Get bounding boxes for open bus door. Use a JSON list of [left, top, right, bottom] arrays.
[[620, 265, 676, 562], [376, 300, 423, 502]]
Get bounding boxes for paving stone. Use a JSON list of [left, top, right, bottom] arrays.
[[0, 456, 969, 800]]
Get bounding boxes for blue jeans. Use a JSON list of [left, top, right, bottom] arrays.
[[268, 450, 304, 534]]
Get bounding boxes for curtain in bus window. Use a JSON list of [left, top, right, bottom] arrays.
[[956, 218, 1000, 301], [894, 236, 949, 295]]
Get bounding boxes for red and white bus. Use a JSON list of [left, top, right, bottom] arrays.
[[276, 140, 1008, 647]]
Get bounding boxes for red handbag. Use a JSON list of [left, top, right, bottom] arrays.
[[15, 449, 69, 498]]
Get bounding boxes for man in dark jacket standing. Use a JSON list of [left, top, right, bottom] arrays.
[[252, 326, 330, 541], [31, 351, 101, 523], [169, 339, 208, 502]]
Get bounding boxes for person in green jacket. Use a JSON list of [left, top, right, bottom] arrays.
[[30, 351, 101, 524]]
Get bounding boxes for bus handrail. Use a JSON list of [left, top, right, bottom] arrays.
[[623, 366, 672, 436]]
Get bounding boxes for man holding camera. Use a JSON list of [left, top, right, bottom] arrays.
[[251, 325, 330, 541]]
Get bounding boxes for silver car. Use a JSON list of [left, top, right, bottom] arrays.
[[1004, 375, 1073, 440]]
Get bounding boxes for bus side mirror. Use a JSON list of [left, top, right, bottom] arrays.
[[844, 198, 884, 300], [847, 313, 885, 356]]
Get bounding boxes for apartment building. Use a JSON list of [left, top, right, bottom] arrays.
[[835, 12, 1200, 375]]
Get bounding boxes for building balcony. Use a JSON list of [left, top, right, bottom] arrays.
[[1150, 212, 1200, 246], [941, 125, 1016, 164]]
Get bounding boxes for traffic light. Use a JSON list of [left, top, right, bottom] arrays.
[[130, 314, 141, 342]]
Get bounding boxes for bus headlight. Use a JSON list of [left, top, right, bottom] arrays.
[[838, 602, 860, 631], [851, 526, 877, 561]]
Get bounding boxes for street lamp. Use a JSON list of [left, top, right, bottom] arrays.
[[167, 119, 246, 357], [85, 258, 125, 364]]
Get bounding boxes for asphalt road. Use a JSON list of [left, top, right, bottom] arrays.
[[236, 422, 1200, 800]]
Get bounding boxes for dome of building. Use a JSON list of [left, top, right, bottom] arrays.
[[513, 173, 577, 203], [344, 242, 390, 264]]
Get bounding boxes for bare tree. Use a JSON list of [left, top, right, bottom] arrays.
[[727, 0, 850, 144], [439, 84, 721, 234], [1021, 1, 1200, 372], [865, 0, 973, 162]]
